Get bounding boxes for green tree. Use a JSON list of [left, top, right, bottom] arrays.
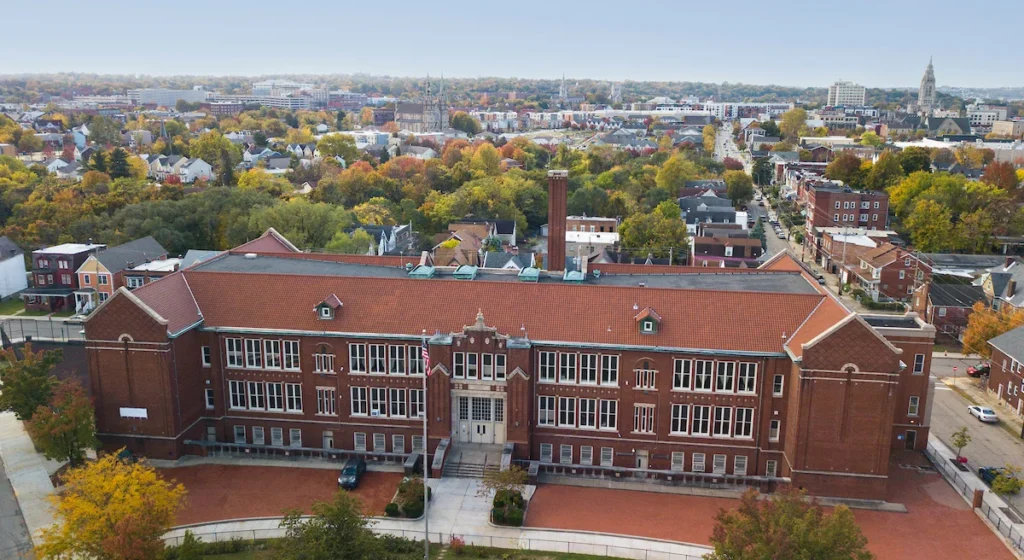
[[724, 171, 754, 206], [751, 157, 773, 186], [779, 108, 807, 139], [824, 152, 866, 189], [25, 379, 98, 468], [109, 148, 131, 179], [567, 185, 609, 217], [905, 199, 955, 252], [859, 131, 883, 147], [759, 120, 781, 138], [276, 490, 381, 560], [88, 116, 123, 147], [751, 221, 766, 249], [325, 228, 376, 254], [619, 202, 689, 263], [469, 143, 501, 176], [0, 343, 63, 421], [707, 488, 873, 560], [190, 131, 241, 183], [654, 154, 698, 192], [900, 146, 931, 173], [316, 134, 359, 164], [950, 426, 971, 460], [90, 148, 108, 173], [480, 465, 528, 497], [865, 151, 904, 191], [992, 466, 1023, 496], [451, 111, 482, 135]]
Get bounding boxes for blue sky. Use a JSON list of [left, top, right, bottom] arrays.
[[3, 0, 1021, 88]]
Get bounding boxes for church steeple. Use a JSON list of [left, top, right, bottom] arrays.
[[918, 57, 936, 115]]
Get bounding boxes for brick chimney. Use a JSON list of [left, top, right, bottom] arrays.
[[546, 170, 568, 271]]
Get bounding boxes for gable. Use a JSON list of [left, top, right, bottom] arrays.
[[84, 288, 169, 343], [799, 317, 901, 373]]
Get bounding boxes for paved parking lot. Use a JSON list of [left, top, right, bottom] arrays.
[[526, 452, 1015, 560], [161, 465, 403, 525]]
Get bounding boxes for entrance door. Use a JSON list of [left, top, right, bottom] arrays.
[[472, 422, 491, 444], [905, 430, 917, 450], [323, 431, 334, 449], [635, 450, 649, 469]]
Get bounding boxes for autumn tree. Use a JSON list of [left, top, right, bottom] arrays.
[[779, 108, 807, 139], [469, 142, 501, 176], [0, 343, 63, 421], [25, 379, 98, 468], [619, 200, 689, 263], [654, 153, 698, 192], [316, 133, 359, 164], [991, 465, 1023, 496], [724, 170, 754, 206], [981, 161, 1020, 192], [451, 111, 482, 135], [706, 488, 873, 560], [36, 452, 187, 560], [905, 199, 955, 252], [479, 465, 528, 497], [276, 490, 381, 560], [962, 303, 1024, 357], [723, 157, 743, 171], [824, 152, 866, 189], [900, 146, 932, 174], [702, 125, 716, 153], [951, 426, 971, 460], [865, 151, 904, 191]]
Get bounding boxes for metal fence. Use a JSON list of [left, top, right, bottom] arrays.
[[1, 317, 85, 343], [165, 525, 708, 560], [924, 441, 1024, 553]]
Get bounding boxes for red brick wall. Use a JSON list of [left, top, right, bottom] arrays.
[[989, 348, 1024, 412]]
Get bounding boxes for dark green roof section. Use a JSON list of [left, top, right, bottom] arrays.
[[563, 270, 586, 283], [518, 267, 540, 282], [453, 265, 479, 280], [408, 265, 436, 279]]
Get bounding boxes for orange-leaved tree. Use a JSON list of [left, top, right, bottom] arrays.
[[25, 379, 99, 468], [961, 302, 1024, 358]]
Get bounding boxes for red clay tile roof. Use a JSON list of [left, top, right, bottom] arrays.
[[759, 251, 804, 272], [784, 295, 851, 359], [130, 271, 202, 335], [634, 307, 662, 323], [233, 228, 300, 254]]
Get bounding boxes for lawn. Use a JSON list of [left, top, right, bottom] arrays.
[[0, 298, 24, 315], [20, 309, 51, 317]]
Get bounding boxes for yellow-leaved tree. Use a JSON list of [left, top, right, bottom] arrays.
[[37, 451, 187, 560], [962, 303, 1024, 358]]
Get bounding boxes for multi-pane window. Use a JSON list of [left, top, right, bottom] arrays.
[[540, 443, 553, 463], [409, 346, 425, 375], [692, 452, 706, 473], [769, 419, 781, 441], [559, 353, 577, 383], [673, 359, 692, 390], [580, 445, 593, 465], [289, 428, 302, 448], [314, 353, 335, 373], [635, 368, 657, 390], [481, 354, 494, 380], [267, 382, 284, 411], [271, 427, 284, 446], [766, 460, 778, 477], [580, 354, 598, 384], [600, 447, 614, 467], [370, 387, 386, 416], [599, 400, 617, 429], [671, 452, 685, 471], [692, 405, 711, 435], [560, 444, 572, 464], [713, 407, 732, 437], [229, 380, 245, 409], [558, 397, 576, 427], [390, 388, 407, 417], [773, 374, 784, 397], [389, 346, 405, 374], [539, 351, 557, 382], [495, 354, 506, 380], [494, 399, 504, 422], [373, 433, 386, 451], [252, 426, 265, 445], [410, 389, 425, 418], [633, 405, 655, 434], [734, 455, 748, 476], [226, 338, 244, 368], [205, 388, 215, 409], [264, 340, 282, 369], [716, 362, 735, 392], [201, 346, 211, 367], [712, 454, 727, 474], [317, 387, 337, 415], [283, 340, 300, 370], [247, 381, 265, 409], [694, 360, 714, 391], [579, 398, 597, 428], [466, 353, 478, 379], [913, 354, 925, 374], [351, 387, 367, 415], [392, 434, 405, 453], [454, 352, 466, 378], [734, 408, 754, 438], [908, 396, 920, 416], [285, 383, 302, 412], [412, 435, 425, 454], [369, 344, 386, 374], [538, 396, 555, 426], [670, 403, 689, 434], [354, 432, 366, 451], [737, 363, 757, 394], [233, 425, 246, 444], [459, 397, 469, 421], [601, 355, 619, 385], [349, 344, 366, 373], [245, 339, 262, 368]]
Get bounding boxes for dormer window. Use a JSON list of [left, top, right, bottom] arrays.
[[634, 307, 662, 335], [315, 293, 343, 320], [640, 320, 656, 334], [319, 307, 334, 320]]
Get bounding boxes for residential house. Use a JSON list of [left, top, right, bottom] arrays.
[[180, 158, 213, 183], [925, 116, 972, 137], [23, 242, 105, 312], [480, 251, 535, 270], [804, 183, 889, 233], [678, 179, 727, 198], [243, 145, 274, 164], [985, 326, 1024, 415], [56, 162, 84, 181], [74, 236, 168, 313], [567, 216, 617, 234], [979, 258, 1024, 310], [449, 220, 517, 248], [0, 144, 16, 157], [0, 236, 27, 299], [811, 227, 897, 275], [848, 243, 931, 301], [72, 124, 90, 150], [123, 258, 182, 288], [403, 146, 437, 160], [691, 237, 764, 268], [912, 280, 989, 338], [44, 157, 69, 174], [349, 224, 414, 256], [678, 194, 744, 235]]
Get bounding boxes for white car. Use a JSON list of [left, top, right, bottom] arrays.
[[968, 405, 999, 423]]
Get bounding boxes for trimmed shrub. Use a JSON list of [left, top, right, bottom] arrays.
[[505, 505, 524, 527], [403, 499, 424, 518], [384, 502, 401, 517], [379, 534, 419, 553], [492, 507, 506, 524]]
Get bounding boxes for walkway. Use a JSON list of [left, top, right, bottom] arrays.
[[0, 412, 55, 550]]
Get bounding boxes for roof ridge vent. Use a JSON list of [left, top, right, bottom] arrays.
[[244, 253, 257, 259]]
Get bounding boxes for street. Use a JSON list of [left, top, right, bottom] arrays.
[[0, 457, 33, 559]]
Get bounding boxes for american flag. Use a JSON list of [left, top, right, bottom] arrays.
[[422, 339, 431, 376]]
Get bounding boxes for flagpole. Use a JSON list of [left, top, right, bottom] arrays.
[[422, 329, 429, 560]]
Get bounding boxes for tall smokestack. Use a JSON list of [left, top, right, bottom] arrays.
[[547, 170, 568, 271]]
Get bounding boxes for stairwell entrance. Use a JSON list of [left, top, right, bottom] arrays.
[[453, 394, 506, 445], [441, 443, 504, 478]]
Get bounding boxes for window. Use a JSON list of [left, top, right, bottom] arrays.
[[599, 400, 617, 429], [670, 404, 689, 434], [205, 388, 215, 409], [495, 354, 506, 380], [314, 352, 335, 373], [271, 427, 284, 446], [773, 374, 784, 397], [264, 340, 282, 369], [229, 381, 246, 409], [694, 360, 714, 391], [559, 353, 577, 383], [351, 387, 367, 415], [245, 339, 262, 368], [580, 354, 598, 384], [390, 388, 407, 417], [99, 293, 108, 302], [913, 354, 925, 374], [392, 434, 405, 453], [579, 398, 597, 428], [734, 408, 754, 438], [319, 306, 333, 320], [410, 389, 425, 419], [373, 433, 386, 451], [369, 388, 386, 417], [600, 447, 614, 466], [899, 270, 906, 280], [412, 435, 425, 454], [495, 399, 504, 422], [369, 344, 386, 374], [560, 444, 573, 464], [83, 274, 91, 285], [633, 405, 655, 434], [734, 455, 748, 476], [389, 345, 405, 375], [713, 454, 727, 474], [481, 354, 493, 380], [716, 362, 735, 392], [671, 452, 685, 472], [635, 367, 657, 390], [233, 425, 246, 444], [737, 363, 756, 394], [267, 383, 284, 411], [289, 428, 302, 448], [354, 432, 366, 452], [226, 338, 243, 368], [126, 276, 143, 289], [201, 346, 211, 367], [834, 213, 840, 222], [247, 381, 265, 409], [558, 397, 576, 427], [453, 352, 466, 378], [692, 405, 711, 436], [540, 443, 553, 463], [874, 201, 880, 209], [769, 419, 781, 442], [673, 359, 692, 390], [692, 452, 706, 473], [98, 274, 108, 285], [252, 426, 265, 445], [904, 257, 911, 267], [317, 388, 337, 415], [283, 341, 300, 370], [459, 397, 469, 421], [349, 344, 366, 373], [601, 355, 618, 385], [713, 407, 732, 437], [872, 214, 878, 221], [409, 345, 425, 376], [539, 351, 557, 382], [285, 383, 302, 412], [538, 396, 555, 426], [834, 201, 840, 209], [581, 446, 594, 465], [766, 460, 778, 477], [908, 396, 920, 416]]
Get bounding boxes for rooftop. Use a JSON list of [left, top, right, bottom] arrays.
[[35, 243, 105, 255]]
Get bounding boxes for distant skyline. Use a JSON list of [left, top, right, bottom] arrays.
[[3, 0, 1022, 89]]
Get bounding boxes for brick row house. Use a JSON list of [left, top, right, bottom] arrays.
[[23, 242, 105, 312], [848, 243, 932, 302], [986, 327, 1024, 416], [74, 236, 171, 314], [84, 223, 936, 500]]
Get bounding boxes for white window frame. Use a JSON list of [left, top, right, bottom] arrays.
[[692, 452, 706, 473], [466, 353, 478, 379], [691, 405, 711, 436], [635, 368, 657, 390], [392, 434, 405, 453], [411, 435, 425, 454], [495, 354, 506, 380], [734, 407, 754, 439], [670, 403, 689, 434], [389, 345, 405, 375], [354, 432, 366, 452], [737, 363, 757, 394], [263, 339, 282, 369], [579, 353, 598, 384], [369, 387, 386, 417], [712, 454, 727, 474], [350, 387, 367, 416], [349, 343, 366, 373], [247, 381, 265, 410], [633, 404, 655, 434], [409, 345, 425, 376], [481, 353, 494, 380], [769, 419, 781, 442], [201, 346, 211, 367], [766, 459, 778, 477], [245, 339, 262, 369], [283, 340, 300, 371], [373, 433, 386, 451], [671, 451, 685, 472], [559, 444, 573, 465], [229, 380, 246, 409], [538, 396, 555, 426], [673, 358, 692, 391], [908, 396, 920, 416], [252, 426, 265, 445], [271, 427, 284, 446], [233, 425, 246, 444], [578, 398, 597, 429], [410, 389, 425, 419], [317, 387, 337, 416], [314, 352, 335, 374], [539, 351, 557, 382], [453, 352, 466, 378], [558, 396, 576, 427], [600, 447, 614, 467], [601, 354, 619, 385], [540, 443, 553, 463], [734, 455, 748, 476], [289, 428, 302, 448], [285, 383, 302, 412], [205, 388, 215, 409], [368, 344, 386, 374], [773, 374, 784, 397], [913, 354, 925, 374], [713, 406, 732, 438], [559, 352, 577, 383], [390, 388, 407, 417], [267, 382, 284, 411], [694, 360, 714, 391], [226, 338, 244, 368], [580, 445, 594, 465], [599, 399, 617, 430], [716, 362, 735, 392]]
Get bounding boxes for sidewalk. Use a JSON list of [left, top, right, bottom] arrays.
[[0, 412, 56, 548]]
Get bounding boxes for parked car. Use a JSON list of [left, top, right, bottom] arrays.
[[979, 466, 1019, 491], [338, 457, 367, 489], [758, 201, 765, 206], [814, 274, 826, 285], [776, 232, 786, 239], [967, 362, 990, 377], [968, 405, 999, 423]]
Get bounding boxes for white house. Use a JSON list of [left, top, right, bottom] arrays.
[[0, 236, 28, 300], [44, 157, 69, 174], [179, 158, 213, 183]]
